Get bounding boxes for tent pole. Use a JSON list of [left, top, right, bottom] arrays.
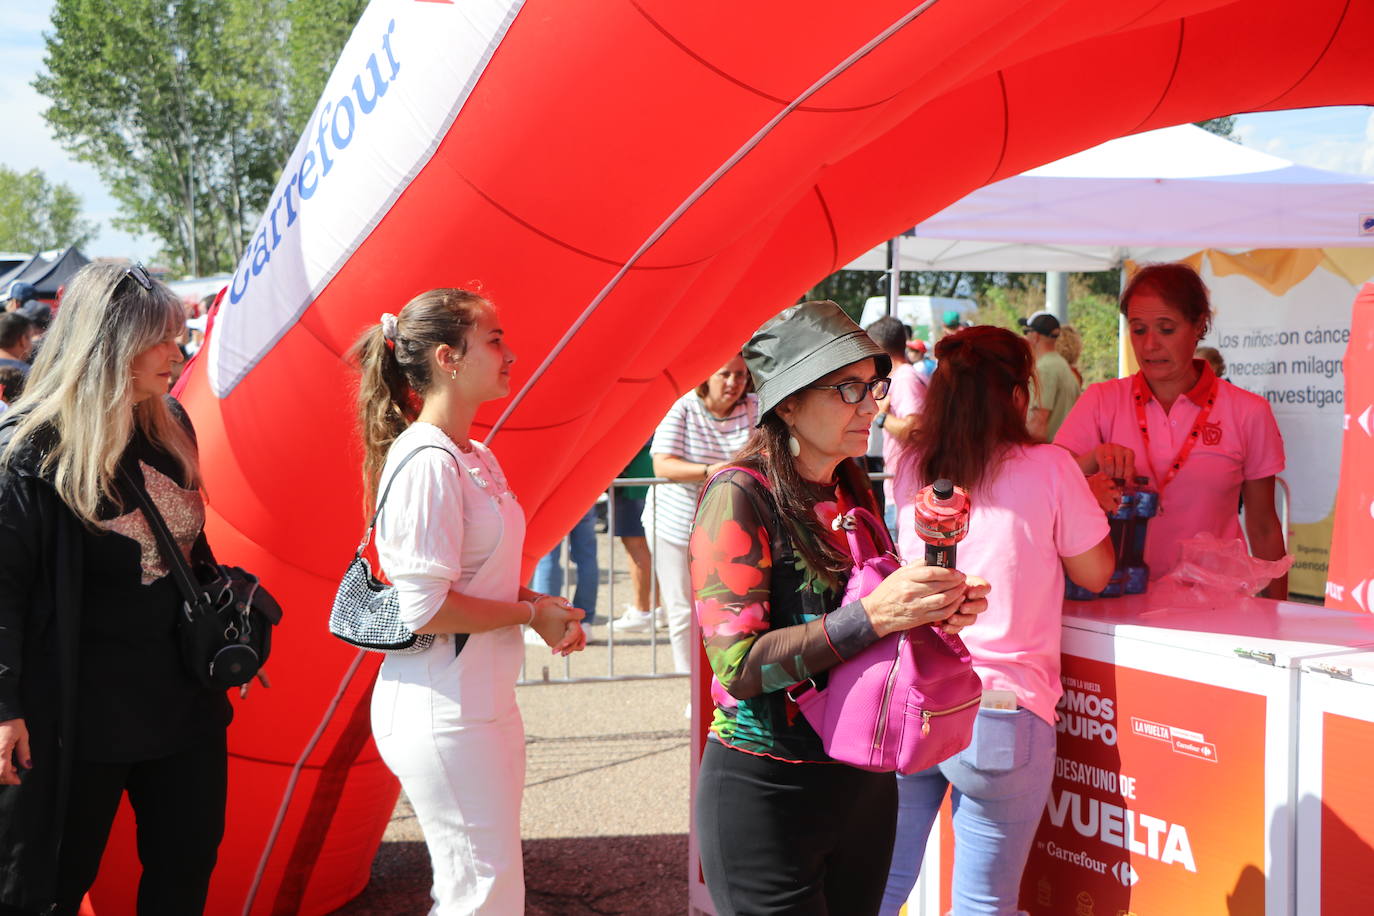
[[1046, 271, 1068, 324], [1117, 265, 1129, 379], [887, 235, 902, 318]]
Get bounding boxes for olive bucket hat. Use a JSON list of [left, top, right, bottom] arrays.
[[742, 300, 891, 426]]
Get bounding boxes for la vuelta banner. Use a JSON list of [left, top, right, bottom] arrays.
[[1019, 656, 1267, 916], [1326, 282, 1374, 612]]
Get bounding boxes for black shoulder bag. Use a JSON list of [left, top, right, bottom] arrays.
[[121, 466, 283, 689]]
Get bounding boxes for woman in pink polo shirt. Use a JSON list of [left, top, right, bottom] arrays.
[[881, 326, 1113, 916], [1054, 262, 1288, 598]]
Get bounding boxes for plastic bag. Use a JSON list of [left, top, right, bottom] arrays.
[[1148, 532, 1293, 608]]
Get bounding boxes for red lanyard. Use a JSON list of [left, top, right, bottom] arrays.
[[1131, 370, 1219, 503]]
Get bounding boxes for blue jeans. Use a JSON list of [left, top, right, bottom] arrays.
[[531, 504, 599, 624], [881, 707, 1056, 916]]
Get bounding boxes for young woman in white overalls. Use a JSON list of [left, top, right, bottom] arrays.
[[352, 289, 585, 913]]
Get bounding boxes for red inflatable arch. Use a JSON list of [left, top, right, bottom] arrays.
[[84, 1, 1372, 912]]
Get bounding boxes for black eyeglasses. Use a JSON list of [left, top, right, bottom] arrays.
[[806, 377, 890, 404], [119, 262, 154, 292]]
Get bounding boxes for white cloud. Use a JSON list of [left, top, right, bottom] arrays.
[[1232, 106, 1374, 178]]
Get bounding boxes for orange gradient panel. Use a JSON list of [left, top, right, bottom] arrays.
[[1321, 712, 1374, 914]]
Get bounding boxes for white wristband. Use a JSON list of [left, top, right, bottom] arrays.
[[521, 600, 537, 627]]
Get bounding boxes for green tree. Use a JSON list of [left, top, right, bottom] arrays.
[[969, 276, 1120, 385], [809, 266, 1122, 382], [35, 0, 367, 274], [0, 165, 98, 250], [282, 0, 372, 132]]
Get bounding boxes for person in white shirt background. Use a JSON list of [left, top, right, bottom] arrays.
[[613, 355, 758, 679], [351, 289, 586, 914]]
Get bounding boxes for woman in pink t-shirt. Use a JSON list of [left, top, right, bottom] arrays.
[[882, 326, 1113, 916], [1054, 263, 1288, 597]]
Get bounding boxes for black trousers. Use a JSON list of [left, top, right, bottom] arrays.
[[696, 741, 898, 916], [52, 730, 227, 916]]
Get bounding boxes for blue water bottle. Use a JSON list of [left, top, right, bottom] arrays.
[[1124, 476, 1157, 594], [1099, 480, 1134, 598]]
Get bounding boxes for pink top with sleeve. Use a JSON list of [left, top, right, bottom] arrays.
[[881, 361, 924, 509], [949, 444, 1109, 726], [1054, 360, 1285, 578]]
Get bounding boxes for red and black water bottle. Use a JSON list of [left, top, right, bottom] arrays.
[[912, 478, 971, 568]]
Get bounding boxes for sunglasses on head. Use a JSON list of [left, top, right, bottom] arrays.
[[118, 262, 154, 293]]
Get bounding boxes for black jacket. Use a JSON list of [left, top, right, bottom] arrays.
[[0, 402, 224, 911], [0, 417, 83, 911]]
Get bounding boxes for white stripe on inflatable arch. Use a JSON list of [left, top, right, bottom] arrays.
[[485, 0, 943, 440], [241, 649, 367, 916], [207, 0, 524, 397]]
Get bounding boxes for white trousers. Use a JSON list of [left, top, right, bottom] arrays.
[[373, 635, 526, 915], [653, 538, 695, 674]]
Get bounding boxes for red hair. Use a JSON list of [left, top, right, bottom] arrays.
[[1121, 262, 1213, 335], [908, 326, 1036, 496]]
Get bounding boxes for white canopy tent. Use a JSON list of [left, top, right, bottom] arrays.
[[844, 124, 1374, 273]]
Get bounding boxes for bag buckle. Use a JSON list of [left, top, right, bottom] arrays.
[[785, 678, 817, 703], [831, 513, 857, 531]]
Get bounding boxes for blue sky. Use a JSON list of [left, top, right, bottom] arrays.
[[2, 3, 1372, 272]]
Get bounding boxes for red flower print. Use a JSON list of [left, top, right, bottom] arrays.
[[690, 518, 767, 595], [696, 597, 769, 639]]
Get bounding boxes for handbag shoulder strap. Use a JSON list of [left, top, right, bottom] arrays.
[[835, 504, 898, 565], [357, 443, 461, 558], [118, 464, 206, 610]]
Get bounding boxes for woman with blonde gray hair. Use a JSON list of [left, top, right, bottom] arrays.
[[0, 262, 256, 915], [351, 288, 585, 913]]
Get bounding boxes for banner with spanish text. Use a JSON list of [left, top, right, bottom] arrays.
[[1200, 251, 1374, 598], [1019, 654, 1268, 916]]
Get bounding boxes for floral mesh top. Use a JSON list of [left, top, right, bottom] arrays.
[[691, 465, 880, 763]]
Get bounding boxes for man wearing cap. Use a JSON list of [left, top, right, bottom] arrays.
[[5, 282, 36, 313], [906, 337, 935, 386], [939, 308, 967, 340], [1019, 310, 1080, 441]]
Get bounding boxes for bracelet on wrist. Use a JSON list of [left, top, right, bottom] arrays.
[[521, 599, 537, 627]]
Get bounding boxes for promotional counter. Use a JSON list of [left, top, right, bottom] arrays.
[[688, 595, 1374, 916]]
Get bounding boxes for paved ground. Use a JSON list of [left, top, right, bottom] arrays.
[[332, 531, 699, 915]]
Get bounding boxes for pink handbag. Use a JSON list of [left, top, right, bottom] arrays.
[[788, 504, 983, 774]]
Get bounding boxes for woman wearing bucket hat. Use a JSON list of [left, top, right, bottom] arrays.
[[691, 300, 990, 915]]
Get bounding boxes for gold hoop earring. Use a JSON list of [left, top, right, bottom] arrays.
[[451, 369, 457, 380]]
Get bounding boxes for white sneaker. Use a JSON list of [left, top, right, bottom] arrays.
[[609, 608, 653, 632], [653, 606, 669, 629]]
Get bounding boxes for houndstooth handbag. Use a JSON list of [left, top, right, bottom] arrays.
[[329, 444, 463, 655]]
